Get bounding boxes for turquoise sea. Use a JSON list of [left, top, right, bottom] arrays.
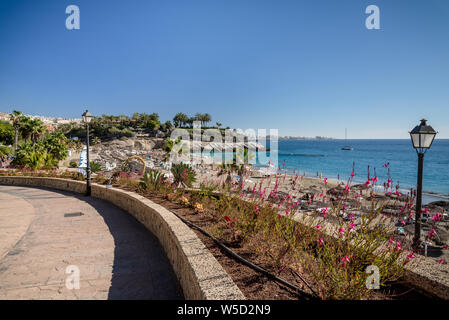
[[195, 139, 449, 203], [275, 139, 449, 201]]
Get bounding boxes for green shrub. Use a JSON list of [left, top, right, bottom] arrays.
[[171, 163, 196, 188], [69, 161, 78, 168], [0, 145, 13, 157], [90, 161, 102, 173], [139, 169, 166, 191]]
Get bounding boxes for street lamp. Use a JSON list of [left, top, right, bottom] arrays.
[[409, 119, 437, 248], [82, 110, 93, 196]]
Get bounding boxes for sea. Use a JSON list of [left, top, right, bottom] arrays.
[[274, 139, 449, 204], [195, 139, 449, 205]]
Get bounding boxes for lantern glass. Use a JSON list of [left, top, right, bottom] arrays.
[[410, 133, 421, 149], [421, 132, 436, 149], [82, 110, 92, 123]]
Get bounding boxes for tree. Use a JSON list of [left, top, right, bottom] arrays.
[[11, 131, 70, 170], [43, 131, 70, 160], [0, 120, 14, 145], [144, 119, 160, 134], [203, 113, 211, 127], [28, 118, 46, 143], [9, 110, 22, 152], [163, 120, 173, 131], [18, 116, 32, 141], [194, 113, 204, 125], [216, 122, 222, 128], [173, 112, 188, 128], [186, 117, 194, 128]]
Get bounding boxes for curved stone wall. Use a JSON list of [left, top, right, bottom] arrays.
[[0, 176, 245, 300]]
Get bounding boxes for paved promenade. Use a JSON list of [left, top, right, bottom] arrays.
[[0, 185, 183, 300]]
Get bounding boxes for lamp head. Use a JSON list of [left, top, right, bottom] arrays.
[[82, 110, 92, 123], [409, 119, 437, 154]]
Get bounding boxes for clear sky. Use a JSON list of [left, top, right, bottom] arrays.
[[0, 0, 448, 138]]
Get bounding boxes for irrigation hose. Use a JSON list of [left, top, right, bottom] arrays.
[[168, 209, 321, 300]]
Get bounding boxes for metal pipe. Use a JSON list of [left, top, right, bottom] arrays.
[[168, 209, 320, 300]]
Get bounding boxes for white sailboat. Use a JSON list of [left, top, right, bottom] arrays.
[[341, 128, 354, 151]]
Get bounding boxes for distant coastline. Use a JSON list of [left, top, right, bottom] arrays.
[[278, 136, 334, 141]]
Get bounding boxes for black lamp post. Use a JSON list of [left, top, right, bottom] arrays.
[[409, 119, 437, 248], [82, 110, 93, 196]]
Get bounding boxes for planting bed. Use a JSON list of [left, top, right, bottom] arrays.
[[125, 187, 430, 300]]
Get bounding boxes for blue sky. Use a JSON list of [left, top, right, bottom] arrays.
[[0, 0, 448, 138]]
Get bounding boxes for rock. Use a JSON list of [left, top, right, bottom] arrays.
[[134, 139, 155, 151], [427, 201, 449, 211]]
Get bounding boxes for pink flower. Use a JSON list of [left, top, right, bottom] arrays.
[[316, 224, 322, 231], [432, 213, 442, 222], [349, 223, 356, 231], [341, 256, 350, 267], [437, 259, 447, 264], [396, 241, 402, 251], [427, 229, 437, 239], [320, 207, 328, 214], [406, 252, 415, 259], [341, 205, 346, 212], [389, 237, 395, 244], [350, 172, 355, 177], [400, 220, 406, 226], [338, 227, 345, 235], [319, 193, 324, 197], [323, 178, 328, 184], [317, 238, 324, 246]]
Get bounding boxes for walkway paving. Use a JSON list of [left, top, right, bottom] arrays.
[[0, 185, 183, 300]]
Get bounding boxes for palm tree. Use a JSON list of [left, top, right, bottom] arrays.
[[29, 119, 46, 143], [18, 116, 31, 142], [9, 110, 22, 152], [194, 113, 204, 126], [203, 113, 211, 127], [173, 112, 188, 128], [186, 117, 194, 128]]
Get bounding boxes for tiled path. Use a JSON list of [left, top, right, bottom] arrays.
[[0, 186, 183, 300]]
